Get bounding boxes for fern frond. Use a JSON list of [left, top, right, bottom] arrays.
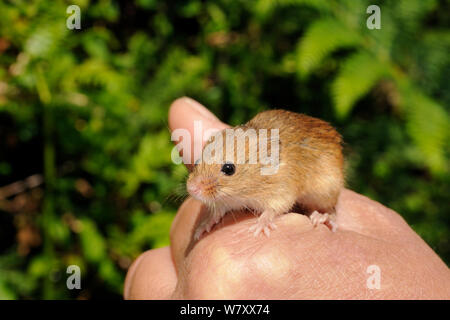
[[331, 51, 387, 119], [296, 18, 361, 77], [70, 59, 125, 92], [402, 87, 449, 174], [25, 24, 68, 59]]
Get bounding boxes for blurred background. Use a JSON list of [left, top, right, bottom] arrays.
[[0, 0, 449, 299]]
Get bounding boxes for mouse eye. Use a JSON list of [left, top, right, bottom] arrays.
[[221, 163, 235, 176]]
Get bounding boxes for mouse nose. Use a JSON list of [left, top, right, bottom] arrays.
[[187, 181, 202, 197], [187, 177, 216, 199]]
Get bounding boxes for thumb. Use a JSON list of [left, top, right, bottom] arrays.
[[168, 97, 229, 170]]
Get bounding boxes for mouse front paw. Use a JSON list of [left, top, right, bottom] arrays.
[[194, 216, 221, 241], [194, 223, 211, 241]]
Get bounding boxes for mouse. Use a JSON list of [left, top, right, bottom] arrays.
[[186, 109, 344, 240]]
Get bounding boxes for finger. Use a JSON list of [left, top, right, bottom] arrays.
[[168, 97, 229, 170], [170, 197, 204, 269], [124, 247, 177, 300]]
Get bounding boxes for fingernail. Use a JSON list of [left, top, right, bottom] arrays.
[[181, 97, 220, 122]]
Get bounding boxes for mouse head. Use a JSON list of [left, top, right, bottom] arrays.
[[186, 127, 280, 208]]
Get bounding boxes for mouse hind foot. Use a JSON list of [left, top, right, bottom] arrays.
[[309, 211, 337, 232]]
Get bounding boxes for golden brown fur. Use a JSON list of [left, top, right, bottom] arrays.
[[187, 109, 344, 239]]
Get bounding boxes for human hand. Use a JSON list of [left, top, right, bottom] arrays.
[[124, 97, 450, 299]]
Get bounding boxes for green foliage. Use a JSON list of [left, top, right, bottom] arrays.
[[400, 86, 449, 173], [331, 51, 387, 119], [0, 0, 448, 299], [295, 0, 449, 173], [296, 18, 361, 76]]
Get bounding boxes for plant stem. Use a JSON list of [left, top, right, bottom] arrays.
[[36, 64, 56, 299]]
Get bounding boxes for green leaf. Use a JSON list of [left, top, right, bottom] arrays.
[[0, 281, 15, 300], [120, 131, 173, 196], [402, 88, 449, 174], [99, 260, 123, 292], [296, 18, 360, 76], [79, 219, 107, 263], [25, 24, 67, 59], [28, 255, 53, 278], [130, 210, 175, 248], [331, 51, 387, 119]]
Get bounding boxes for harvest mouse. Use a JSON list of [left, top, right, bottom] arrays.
[[186, 109, 344, 240]]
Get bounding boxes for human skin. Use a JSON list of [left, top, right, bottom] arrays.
[[124, 97, 450, 299]]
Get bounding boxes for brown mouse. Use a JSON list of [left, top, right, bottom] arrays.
[[186, 109, 344, 240]]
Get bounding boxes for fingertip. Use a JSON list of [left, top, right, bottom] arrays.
[[168, 97, 229, 168], [168, 96, 224, 132], [168, 97, 190, 132]]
